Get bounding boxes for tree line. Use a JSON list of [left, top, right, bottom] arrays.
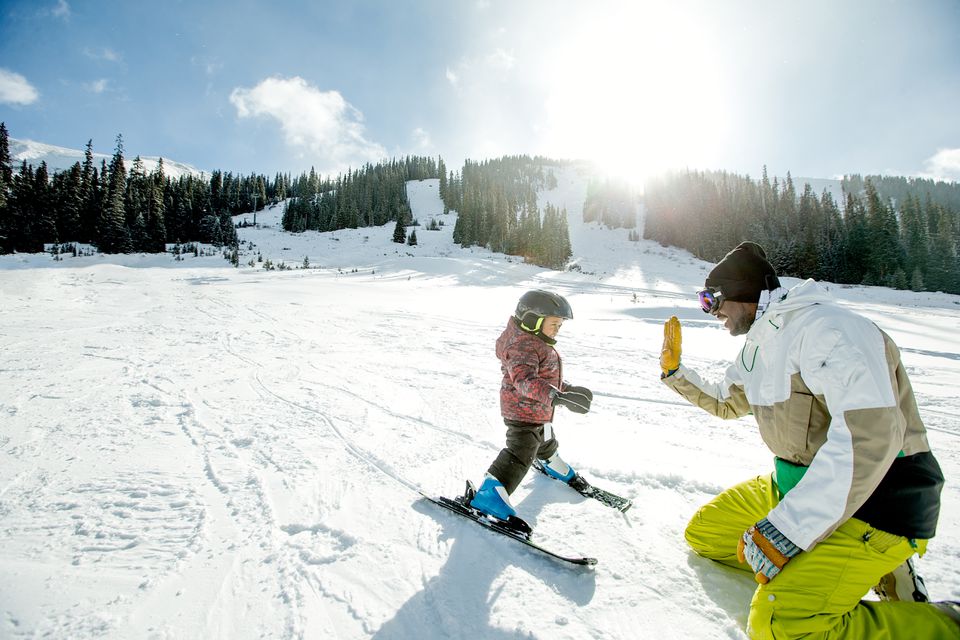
[[644, 168, 960, 294], [280, 156, 438, 234], [1, 119, 577, 272], [445, 155, 572, 270], [844, 174, 960, 214], [282, 152, 576, 270], [0, 123, 297, 254]]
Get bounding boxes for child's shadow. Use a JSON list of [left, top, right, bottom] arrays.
[[372, 494, 598, 639]]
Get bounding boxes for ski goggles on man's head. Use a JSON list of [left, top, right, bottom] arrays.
[[697, 288, 723, 314]]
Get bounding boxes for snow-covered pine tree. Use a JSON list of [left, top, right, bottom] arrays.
[[99, 135, 132, 253]]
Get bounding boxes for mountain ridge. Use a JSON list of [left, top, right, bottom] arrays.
[[8, 137, 206, 180]]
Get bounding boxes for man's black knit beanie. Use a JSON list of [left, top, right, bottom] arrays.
[[705, 241, 780, 303]]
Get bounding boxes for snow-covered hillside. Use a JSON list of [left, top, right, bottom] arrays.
[[8, 137, 205, 179], [1, 176, 958, 639]]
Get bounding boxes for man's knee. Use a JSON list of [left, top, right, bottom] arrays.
[[683, 502, 752, 568], [683, 507, 706, 555], [684, 507, 716, 556]]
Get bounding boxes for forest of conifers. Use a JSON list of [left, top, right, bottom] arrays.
[[0, 123, 574, 270], [1, 120, 958, 293], [644, 169, 960, 294]]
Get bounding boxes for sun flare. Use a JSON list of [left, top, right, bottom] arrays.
[[537, 4, 730, 186]]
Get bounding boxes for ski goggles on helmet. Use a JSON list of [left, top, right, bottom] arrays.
[[697, 288, 723, 314]]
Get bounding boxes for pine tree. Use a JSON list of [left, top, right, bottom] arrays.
[[78, 140, 98, 243], [0, 122, 10, 210], [794, 183, 821, 277], [843, 192, 870, 284], [99, 134, 132, 253], [255, 176, 267, 214], [199, 214, 220, 245], [146, 159, 167, 252], [0, 122, 11, 252], [25, 161, 56, 248], [927, 205, 959, 293], [209, 170, 224, 215], [55, 163, 83, 242], [863, 180, 902, 285], [407, 229, 418, 246], [392, 215, 406, 243], [7, 161, 35, 252], [817, 190, 845, 283], [438, 156, 447, 203], [900, 194, 928, 289], [174, 179, 192, 237], [546, 170, 558, 190], [488, 186, 510, 253], [126, 156, 149, 251], [219, 213, 238, 247]]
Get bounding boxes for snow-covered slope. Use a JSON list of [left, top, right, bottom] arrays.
[[8, 137, 205, 179], [1, 176, 958, 639]]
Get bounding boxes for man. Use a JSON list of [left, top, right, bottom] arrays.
[[660, 241, 958, 639]]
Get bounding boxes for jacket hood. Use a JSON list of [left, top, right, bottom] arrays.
[[773, 279, 834, 311], [746, 279, 835, 343]]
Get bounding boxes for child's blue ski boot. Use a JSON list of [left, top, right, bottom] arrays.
[[469, 475, 517, 520], [534, 453, 576, 483]]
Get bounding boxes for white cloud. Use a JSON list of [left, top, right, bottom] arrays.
[[411, 127, 432, 151], [446, 47, 514, 92], [52, 0, 70, 19], [84, 78, 108, 94], [922, 148, 960, 183], [445, 67, 459, 87], [486, 48, 515, 70], [83, 47, 121, 62], [229, 76, 386, 173], [0, 68, 39, 105]]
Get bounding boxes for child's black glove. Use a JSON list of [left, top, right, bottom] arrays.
[[551, 386, 593, 414]]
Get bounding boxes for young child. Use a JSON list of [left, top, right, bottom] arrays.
[[469, 289, 593, 521]]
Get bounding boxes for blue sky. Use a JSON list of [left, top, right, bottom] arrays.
[[1, 0, 959, 182]]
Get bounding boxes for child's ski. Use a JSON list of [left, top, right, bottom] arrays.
[[418, 489, 597, 567], [533, 461, 633, 512]]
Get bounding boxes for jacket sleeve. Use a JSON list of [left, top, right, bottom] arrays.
[[661, 363, 752, 419], [503, 345, 555, 405], [766, 321, 904, 550]]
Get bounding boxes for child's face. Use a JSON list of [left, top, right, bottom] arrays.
[[541, 316, 564, 339]]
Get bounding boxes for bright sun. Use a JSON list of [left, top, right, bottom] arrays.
[[537, 4, 731, 186]]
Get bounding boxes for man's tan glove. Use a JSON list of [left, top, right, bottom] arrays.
[[661, 316, 682, 376]]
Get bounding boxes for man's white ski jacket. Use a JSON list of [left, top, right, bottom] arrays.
[[663, 279, 943, 550]]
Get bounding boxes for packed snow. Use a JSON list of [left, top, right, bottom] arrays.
[[1, 171, 958, 639]]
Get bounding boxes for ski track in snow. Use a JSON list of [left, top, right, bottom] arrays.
[[1, 174, 959, 639]]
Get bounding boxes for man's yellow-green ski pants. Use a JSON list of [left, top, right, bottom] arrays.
[[685, 474, 958, 639]]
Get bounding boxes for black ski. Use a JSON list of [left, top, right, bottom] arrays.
[[419, 487, 597, 567], [533, 461, 633, 512]]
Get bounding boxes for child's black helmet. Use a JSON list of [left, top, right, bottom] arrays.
[[515, 290, 573, 332]]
